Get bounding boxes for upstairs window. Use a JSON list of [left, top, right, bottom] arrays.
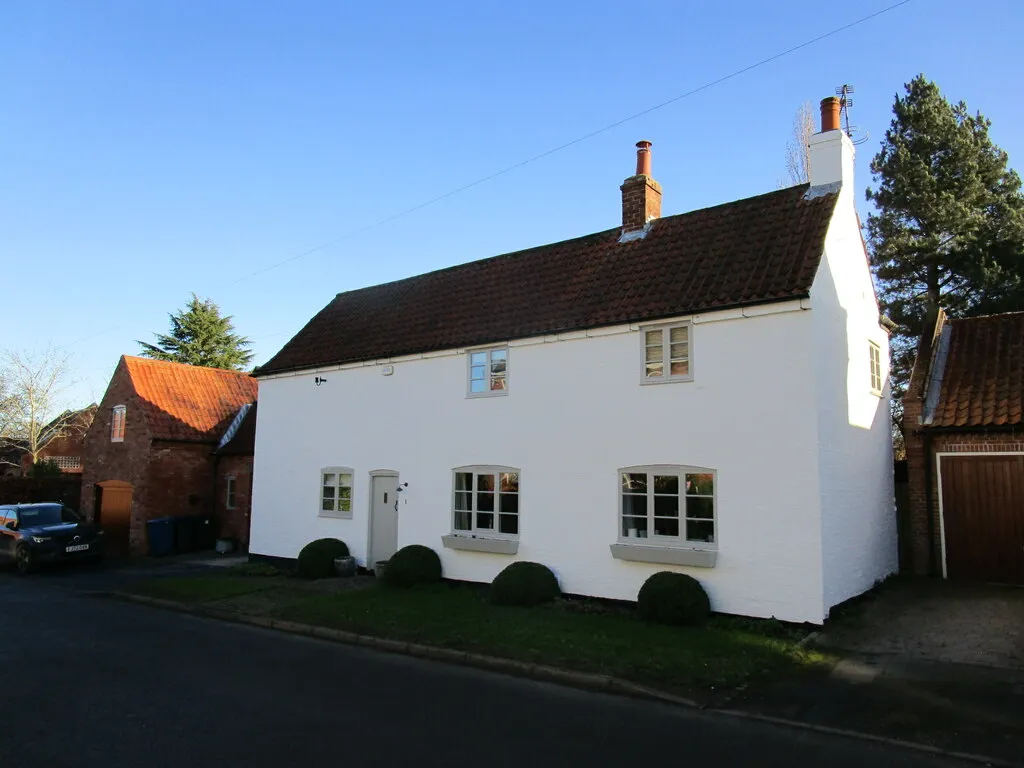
[[320, 467, 353, 518], [620, 466, 716, 546], [642, 323, 691, 383], [111, 406, 126, 442], [467, 348, 508, 396], [452, 467, 519, 537], [869, 341, 883, 395]]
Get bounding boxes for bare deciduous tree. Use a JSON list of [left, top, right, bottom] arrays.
[[783, 101, 815, 186], [0, 346, 79, 469]]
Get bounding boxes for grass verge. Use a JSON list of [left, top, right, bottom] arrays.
[[126, 574, 830, 692]]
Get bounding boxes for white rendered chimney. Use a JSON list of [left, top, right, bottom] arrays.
[[808, 96, 855, 191]]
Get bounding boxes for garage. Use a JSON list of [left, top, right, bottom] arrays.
[[939, 454, 1024, 584], [902, 309, 1024, 581]]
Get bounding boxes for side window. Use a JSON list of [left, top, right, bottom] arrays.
[[619, 466, 716, 546], [452, 467, 520, 537], [869, 341, 883, 395], [226, 477, 237, 510], [111, 405, 126, 442], [320, 467, 353, 518], [641, 323, 692, 383], [0, 508, 14, 528], [467, 348, 508, 397]]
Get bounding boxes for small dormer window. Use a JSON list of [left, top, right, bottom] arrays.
[[641, 323, 692, 383], [467, 348, 508, 397], [111, 406, 126, 442]]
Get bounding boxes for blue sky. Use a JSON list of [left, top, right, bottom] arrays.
[[3, 0, 1022, 408]]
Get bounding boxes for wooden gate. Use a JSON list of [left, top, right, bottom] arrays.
[[97, 480, 133, 555], [939, 454, 1024, 584]]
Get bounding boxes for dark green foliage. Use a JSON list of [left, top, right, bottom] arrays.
[[490, 561, 560, 606], [28, 460, 62, 479], [138, 293, 254, 370], [379, 544, 442, 588], [296, 538, 350, 580], [637, 572, 711, 626], [866, 75, 1024, 397]]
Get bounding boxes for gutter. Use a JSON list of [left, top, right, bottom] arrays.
[[255, 295, 813, 380]]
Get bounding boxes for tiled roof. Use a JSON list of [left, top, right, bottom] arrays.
[[123, 356, 258, 442], [217, 403, 257, 455], [258, 184, 838, 375], [931, 312, 1024, 428]]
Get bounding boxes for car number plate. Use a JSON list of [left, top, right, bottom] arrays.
[[65, 544, 90, 553]]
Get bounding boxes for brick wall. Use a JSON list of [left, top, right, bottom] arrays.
[[80, 363, 149, 526], [81, 360, 223, 555], [215, 454, 253, 550]]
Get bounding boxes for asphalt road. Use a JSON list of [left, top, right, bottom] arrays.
[[0, 566, 982, 768]]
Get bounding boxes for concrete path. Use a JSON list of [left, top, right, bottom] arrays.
[[820, 578, 1024, 669]]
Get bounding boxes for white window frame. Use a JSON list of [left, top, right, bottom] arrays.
[[111, 405, 126, 443], [466, 346, 509, 398], [869, 340, 883, 396], [617, 465, 716, 548], [640, 322, 693, 384], [450, 465, 520, 539], [225, 476, 237, 510], [319, 466, 354, 519]]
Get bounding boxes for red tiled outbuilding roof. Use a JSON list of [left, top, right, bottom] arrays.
[[123, 356, 258, 442], [931, 312, 1024, 428], [257, 184, 839, 376]]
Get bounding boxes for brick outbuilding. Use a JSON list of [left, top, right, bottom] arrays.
[[903, 309, 1023, 584], [80, 356, 257, 555]]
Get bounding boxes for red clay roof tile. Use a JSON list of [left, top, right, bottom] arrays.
[[257, 184, 838, 376], [123, 356, 258, 442], [931, 312, 1024, 428]]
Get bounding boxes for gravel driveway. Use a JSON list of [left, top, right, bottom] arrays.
[[820, 578, 1024, 669]]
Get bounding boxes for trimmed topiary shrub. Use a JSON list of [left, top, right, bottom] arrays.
[[296, 538, 350, 580], [637, 571, 711, 626], [490, 561, 560, 606], [379, 544, 442, 588]]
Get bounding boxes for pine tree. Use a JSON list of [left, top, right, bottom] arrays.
[[138, 295, 254, 370], [866, 75, 1024, 393]]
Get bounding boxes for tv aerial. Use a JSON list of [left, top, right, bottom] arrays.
[[836, 84, 870, 146]]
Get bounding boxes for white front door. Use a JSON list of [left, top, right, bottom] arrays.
[[369, 474, 399, 568]]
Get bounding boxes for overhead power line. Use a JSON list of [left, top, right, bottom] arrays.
[[63, 0, 915, 351]]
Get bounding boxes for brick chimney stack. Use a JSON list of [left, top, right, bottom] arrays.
[[620, 141, 662, 236]]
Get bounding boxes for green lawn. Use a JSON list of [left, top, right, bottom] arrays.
[[128, 573, 828, 692], [276, 584, 824, 690], [130, 575, 282, 603]]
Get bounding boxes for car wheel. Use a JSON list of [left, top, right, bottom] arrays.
[[15, 545, 34, 575]]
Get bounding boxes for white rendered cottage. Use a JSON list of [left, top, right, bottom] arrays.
[[250, 97, 896, 624]]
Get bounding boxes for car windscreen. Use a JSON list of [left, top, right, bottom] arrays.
[[17, 505, 80, 526]]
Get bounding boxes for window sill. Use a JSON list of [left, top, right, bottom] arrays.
[[465, 391, 509, 399], [318, 511, 353, 521], [639, 376, 694, 386], [442, 535, 518, 555], [609, 543, 717, 568]]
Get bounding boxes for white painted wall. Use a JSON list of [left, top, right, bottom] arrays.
[[251, 303, 832, 623], [809, 131, 899, 613]]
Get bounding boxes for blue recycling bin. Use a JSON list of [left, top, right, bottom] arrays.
[[146, 517, 176, 557]]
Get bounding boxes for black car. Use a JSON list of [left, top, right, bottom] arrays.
[[0, 503, 105, 574]]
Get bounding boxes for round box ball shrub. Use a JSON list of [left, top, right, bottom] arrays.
[[297, 538, 350, 580], [379, 544, 442, 588], [637, 571, 711, 626], [490, 561, 560, 606]]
